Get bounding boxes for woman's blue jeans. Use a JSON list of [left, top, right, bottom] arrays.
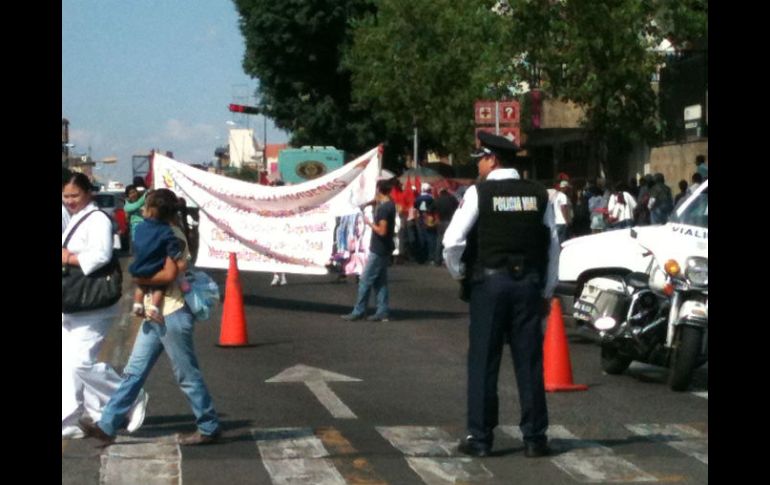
[[98, 306, 219, 436]]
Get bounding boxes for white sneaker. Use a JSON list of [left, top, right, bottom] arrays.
[[127, 390, 149, 433], [271, 275, 280, 286], [62, 425, 85, 439], [279, 276, 287, 286]]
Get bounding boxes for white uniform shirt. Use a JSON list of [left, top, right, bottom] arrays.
[[61, 204, 71, 234], [442, 168, 560, 299], [61, 202, 114, 276]]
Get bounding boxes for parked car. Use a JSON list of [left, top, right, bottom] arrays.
[[93, 190, 129, 252], [556, 180, 708, 328]]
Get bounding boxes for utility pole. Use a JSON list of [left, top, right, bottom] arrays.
[[412, 114, 419, 168], [263, 114, 268, 176]]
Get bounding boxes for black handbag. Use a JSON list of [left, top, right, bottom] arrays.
[[62, 210, 123, 313]]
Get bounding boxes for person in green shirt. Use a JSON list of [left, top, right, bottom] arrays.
[[124, 185, 147, 243]]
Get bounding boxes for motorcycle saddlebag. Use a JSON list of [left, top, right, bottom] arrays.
[[573, 277, 629, 325]]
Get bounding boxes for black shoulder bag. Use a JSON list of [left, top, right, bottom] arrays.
[[62, 210, 123, 313]]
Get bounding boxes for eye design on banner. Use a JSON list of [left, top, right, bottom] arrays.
[[296, 160, 326, 180]]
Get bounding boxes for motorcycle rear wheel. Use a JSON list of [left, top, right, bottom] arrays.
[[668, 326, 703, 391], [600, 345, 632, 375]]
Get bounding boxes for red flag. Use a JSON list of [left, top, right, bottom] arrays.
[[390, 185, 403, 207], [406, 178, 417, 209], [415, 175, 422, 193]]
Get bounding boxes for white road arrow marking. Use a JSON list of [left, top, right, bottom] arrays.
[[267, 365, 361, 419]]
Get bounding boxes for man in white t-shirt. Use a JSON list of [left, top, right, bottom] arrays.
[[551, 180, 571, 244]]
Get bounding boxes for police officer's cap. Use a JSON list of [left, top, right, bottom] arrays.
[[471, 131, 519, 161]]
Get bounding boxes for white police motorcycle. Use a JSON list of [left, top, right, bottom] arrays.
[[573, 182, 707, 391]]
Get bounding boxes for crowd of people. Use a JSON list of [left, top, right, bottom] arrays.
[[544, 155, 708, 244], [386, 181, 462, 267]]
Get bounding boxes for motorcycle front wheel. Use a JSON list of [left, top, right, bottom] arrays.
[[668, 326, 703, 391], [600, 345, 632, 375]]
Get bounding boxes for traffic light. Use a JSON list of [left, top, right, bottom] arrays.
[[228, 103, 261, 115]]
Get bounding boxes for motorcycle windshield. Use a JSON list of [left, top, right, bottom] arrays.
[[668, 187, 708, 229]]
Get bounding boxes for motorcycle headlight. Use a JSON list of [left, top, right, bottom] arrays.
[[594, 316, 617, 331], [685, 257, 708, 286]]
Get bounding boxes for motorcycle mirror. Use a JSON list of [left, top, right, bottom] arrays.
[[594, 316, 617, 331]]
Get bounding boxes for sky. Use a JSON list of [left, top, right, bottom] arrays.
[[62, 0, 290, 185]]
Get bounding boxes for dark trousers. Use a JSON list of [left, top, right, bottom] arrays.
[[422, 228, 437, 264], [467, 271, 548, 446], [406, 221, 422, 262], [435, 221, 451, 264]]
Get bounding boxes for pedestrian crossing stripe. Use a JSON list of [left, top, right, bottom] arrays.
[[376, 426, 493, 484], [252, 427, 387, 485], [99, 434, 181, 485], [94, 423, 708, 485], [625, 424, 708, 465], [317, 427, 388, 485], [501, 425, 658, 483]]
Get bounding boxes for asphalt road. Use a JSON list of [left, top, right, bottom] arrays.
[[62, 260, 708, 485]]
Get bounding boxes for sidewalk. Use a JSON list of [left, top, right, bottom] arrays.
[[96, 255, 142, 372]]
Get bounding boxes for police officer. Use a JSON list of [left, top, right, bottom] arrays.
[[442, 131, 560, 458]]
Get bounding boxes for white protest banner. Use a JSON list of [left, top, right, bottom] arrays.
[[152, 145, 382, 274]]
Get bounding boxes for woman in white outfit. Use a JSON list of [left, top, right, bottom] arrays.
[[61, 173, 147, 439]]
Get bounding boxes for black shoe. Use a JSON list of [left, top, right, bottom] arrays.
[[340, 313, 364, 321], [524, 440, 551, 458], [366, 314, 390, 322], [457, 436, 491, 457]]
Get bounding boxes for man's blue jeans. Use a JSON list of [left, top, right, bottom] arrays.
[[98, 307, 219, 436], [650, 207, 671, 225], [352, 252, 390, 318], [556, 224, 568, 245]]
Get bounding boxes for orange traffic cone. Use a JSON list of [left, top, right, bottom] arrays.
[[543, 298, 588, 392], [218, 253, 249, 347]]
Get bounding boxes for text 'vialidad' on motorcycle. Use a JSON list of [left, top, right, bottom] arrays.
[[574, 230, 707, 392]]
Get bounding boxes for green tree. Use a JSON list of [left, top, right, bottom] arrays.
[[232, 0, 705, 172], [507, 0, 707, 170], [233, 0, 380, 156], [345, 0, 511, 160]]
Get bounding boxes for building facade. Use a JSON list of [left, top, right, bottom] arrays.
[[518, 43, 707, 191]]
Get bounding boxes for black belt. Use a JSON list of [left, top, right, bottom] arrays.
[[482, 267, 523, 277], [475, 265, 529, 279], [476, 261, 543, 280]]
